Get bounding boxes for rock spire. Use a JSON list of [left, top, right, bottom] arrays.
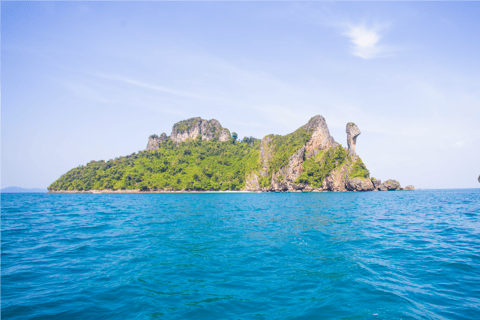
[[346, 122, 361, 157]]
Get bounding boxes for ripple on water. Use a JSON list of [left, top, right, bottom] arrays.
[[1, 190, 480, 319]]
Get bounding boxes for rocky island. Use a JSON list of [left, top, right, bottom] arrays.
[[48, 116, 414, 193]]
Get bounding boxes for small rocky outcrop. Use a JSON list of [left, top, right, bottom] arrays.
[[404, 185, 415, 191], [346, 122, 361, 157], [146, 133, 168, 151], [170, 117, 231, 143], [371, 179, 382, 189], [345, 177, 375, 192], [305, 115, 337, 158], [377, 184, 388, 191], [375, 179, 402, 191]]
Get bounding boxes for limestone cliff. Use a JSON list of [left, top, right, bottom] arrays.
[[305, 115, 337, 158], [346, 122, 361, 157], [170, 117, 231, 143], [146, 133, 168, 151], [245, 116, 381, 192], [246, 115, 334, 192], [258, 136, 274, 177]]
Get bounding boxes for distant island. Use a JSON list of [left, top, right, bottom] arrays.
[[48, 115, 414, 193], [2, 186, 48, 193]]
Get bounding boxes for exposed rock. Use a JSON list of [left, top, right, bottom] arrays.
[[377, 185, 388, 191], [404, 185, 415, 191], [259, 136, 274, 177], [271, 147, 306, 191], [245, 174, 260, 191], [322, 166, 348, 192], [346, 177, 375, 192], [245, 115, 375, 193], [372, 179, 382, 189], [383, 179, 401, 191], [304, 115, 337, 158], [146, 133, 168, 151], [218, 128, 231, 142], [170, 117, 231, 143], [346, 122, 361, 157]]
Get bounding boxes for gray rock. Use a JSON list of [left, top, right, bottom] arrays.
[[346, 122, 361, 157], [404, 185, 415, 191], [304, 115, 337, 158], [377, 185, 388, 191], [384, 179, 401, 191], [372, 179, 382, 188], [245, 173, 260, 191], [170, 117, 231, 143], [259, 136, 274, 177], [146, 133, 168, 151], [271, 146, 306, 189], [345, 178, 375, 191]]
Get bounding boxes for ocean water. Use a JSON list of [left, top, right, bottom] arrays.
[[2, 190, 480, 320]]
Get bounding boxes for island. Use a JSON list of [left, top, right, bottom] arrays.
[[48, 115, 414, 193]]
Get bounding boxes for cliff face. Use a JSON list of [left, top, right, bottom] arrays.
[[305, 115, 337, 158], [245, 116, 374, 192], [170, 117, 231, 143], [146, 133, 168, 151]]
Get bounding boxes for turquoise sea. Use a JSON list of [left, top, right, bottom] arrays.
[[2, 190, 480, 319]]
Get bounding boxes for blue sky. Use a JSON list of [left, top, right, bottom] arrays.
[[2, 1, 479, 189]]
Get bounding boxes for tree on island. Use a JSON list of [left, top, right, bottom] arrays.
[[231, 132, 238, 143]]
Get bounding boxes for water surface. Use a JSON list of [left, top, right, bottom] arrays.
[[2, 190, 480, 319]]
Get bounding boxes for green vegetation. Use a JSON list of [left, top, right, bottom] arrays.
[[174, 118, 202, 132], [49, 139, 260, 192], [267, 126, 312, 176], [296, 145, 348, 187], [347, 157, 370, 179], [232, 132, 238, 143], [49, 115, 371, 192]]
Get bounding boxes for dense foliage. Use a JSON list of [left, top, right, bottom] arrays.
[[348, 157, 370, 179], [269, 126, 312, 173], [256, 126, 313, 188], [296, 145, 370, 187], [49, 138, 260, 191], [296, 145, 348, 187]]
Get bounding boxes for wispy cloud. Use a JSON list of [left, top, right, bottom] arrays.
[[344, 24, 387, 59], [92, 73, 206, 100], [452, 141, 466, 148]]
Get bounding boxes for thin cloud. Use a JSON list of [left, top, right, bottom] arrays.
[[452, 141, 466, 148], [344, 24, 386, 59], [92, 73, 206, 100]]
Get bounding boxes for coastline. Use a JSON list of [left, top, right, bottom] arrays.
[[48, 189, 330, 194]]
